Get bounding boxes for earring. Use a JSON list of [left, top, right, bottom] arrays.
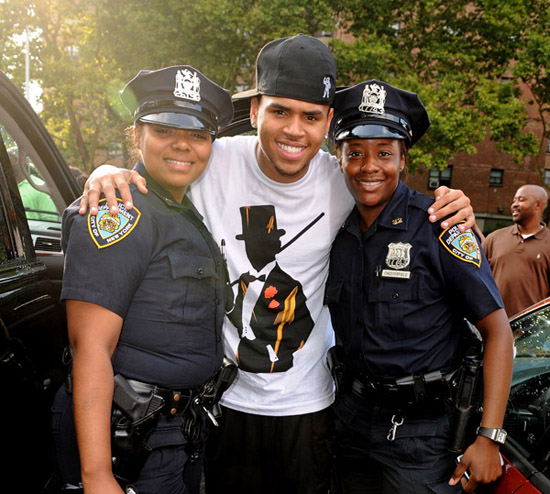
[[324, 134, 328, 139], [251, 121, 256, 128]]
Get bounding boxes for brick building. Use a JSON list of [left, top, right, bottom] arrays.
[[405, 81, 550, 236]]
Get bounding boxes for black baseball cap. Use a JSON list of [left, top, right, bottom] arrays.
[[233, 34, 337, 105], [120, 65, 233, 136], [330, 80, 430, 147]]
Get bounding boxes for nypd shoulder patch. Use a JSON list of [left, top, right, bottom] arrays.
[[438, 223, 481, 268], [88, 198, 141, 249]]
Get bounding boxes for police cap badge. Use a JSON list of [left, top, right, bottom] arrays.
[[330, 80, 430, 147], [120, 65, 233, 137]]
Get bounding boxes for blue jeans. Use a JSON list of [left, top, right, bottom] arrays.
[[332, 392, 463, 494]]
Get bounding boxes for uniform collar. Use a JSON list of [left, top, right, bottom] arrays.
[[133, 161, 203, 218]]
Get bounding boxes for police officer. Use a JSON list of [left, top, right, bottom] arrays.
[[51, 65, 233, 494], [325, 80, 514, 493]]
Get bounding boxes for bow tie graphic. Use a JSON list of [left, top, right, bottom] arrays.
[[242, 272, 266, 284]]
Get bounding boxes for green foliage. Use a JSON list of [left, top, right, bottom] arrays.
[[0, 0, 547, 174]]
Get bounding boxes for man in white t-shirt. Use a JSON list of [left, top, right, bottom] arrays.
[[79, 35, 474, 494]]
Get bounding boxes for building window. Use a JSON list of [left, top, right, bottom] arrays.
[[546, 138, 550, 154], [490, 169, 503, 186], [427, 166, 452, 189], [544, 169, 550, 186]]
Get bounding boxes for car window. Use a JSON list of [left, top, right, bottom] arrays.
[[1, 125, 60, 223], [506, 305, 550, 475], [0, 143, 37, 267]]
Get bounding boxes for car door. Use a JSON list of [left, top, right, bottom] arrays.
[[0, 71, 79, 492]]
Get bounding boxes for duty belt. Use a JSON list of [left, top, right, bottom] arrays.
[[352, 369, 458, 408], [125, 379, 197, 417]]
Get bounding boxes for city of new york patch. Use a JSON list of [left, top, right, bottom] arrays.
[[439, 224, 481, 268], [88, 198, 141, 249]]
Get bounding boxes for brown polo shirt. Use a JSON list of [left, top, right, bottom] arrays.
[[483, 223, 550, 317]]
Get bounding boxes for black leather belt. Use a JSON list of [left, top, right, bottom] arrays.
[[126, 379, 197, 416], [352, 369, 458, 407]]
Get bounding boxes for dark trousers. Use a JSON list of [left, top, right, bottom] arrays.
[[50, 386, 203, 494], [332, 392, 463, 494], [204, 405, 332, 494]]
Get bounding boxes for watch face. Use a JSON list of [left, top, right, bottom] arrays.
[[495, 430, 507, 444]]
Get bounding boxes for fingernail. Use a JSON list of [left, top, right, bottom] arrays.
[[428, 207, 434, 214], [430, 215, 436, 222], [126, 201, 132, 209], [442, 221, 448, 228]]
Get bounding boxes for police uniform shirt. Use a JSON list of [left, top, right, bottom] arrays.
[[61, 161, 225, 389], [326, 181, 503, 378]]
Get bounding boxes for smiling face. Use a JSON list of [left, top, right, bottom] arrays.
[[251, 96, 333, 184], [339, 138, 405, 229], [135, 123, 212, 202]]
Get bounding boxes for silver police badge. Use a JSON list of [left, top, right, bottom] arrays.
[[174, 68, 201, 102], [359, 83, 387, 115], [382, 242, 412, 279]]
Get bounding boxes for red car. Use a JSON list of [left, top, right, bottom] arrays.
[[488, 298, 550, 493]]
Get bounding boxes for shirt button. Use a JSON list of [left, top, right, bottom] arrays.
[[197, 267, 205, 275], [392, 291, 399, 300]]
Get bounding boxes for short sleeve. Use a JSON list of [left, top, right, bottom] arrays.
[[438, 224, 503, 324], [61, 197, 156, 318]]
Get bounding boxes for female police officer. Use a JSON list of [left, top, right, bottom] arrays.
[[51, 65, 233, 494], [325, 80, 514, 493]]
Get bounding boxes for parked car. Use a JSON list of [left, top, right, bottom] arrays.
[[0, 70, 79, 492], [487, 298, 550, 493]]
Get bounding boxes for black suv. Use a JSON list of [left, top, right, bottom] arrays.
[[0, 70, 79, 492]]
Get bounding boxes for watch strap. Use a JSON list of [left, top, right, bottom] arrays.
[[476, 426, 507, 445]]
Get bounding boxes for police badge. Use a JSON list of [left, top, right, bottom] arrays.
[[174, 68, 201, 102], [382, 242, 412, 279], [359, 83, 387, 115]]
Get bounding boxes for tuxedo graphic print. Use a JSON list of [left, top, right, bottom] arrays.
[[228, 205, 316, 373]]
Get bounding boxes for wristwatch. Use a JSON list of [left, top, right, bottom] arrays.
[[476, 427, 507, 445]]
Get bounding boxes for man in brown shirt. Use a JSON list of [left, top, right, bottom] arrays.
[[483, 184, 550, 317]]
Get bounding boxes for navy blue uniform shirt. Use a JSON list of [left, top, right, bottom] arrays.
[[326, 181, 503, 378], [61, 161, 225, 389]]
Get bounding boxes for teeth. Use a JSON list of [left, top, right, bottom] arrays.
[[278, 143, 303, 154], [166, 159, 192, 166]]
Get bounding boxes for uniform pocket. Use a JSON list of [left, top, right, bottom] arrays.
[[166, 251, 219, 326], [390, 414, 451, 469]]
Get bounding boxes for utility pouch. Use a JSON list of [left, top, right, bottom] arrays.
[[448, 336, 483, 453], [199, 357, 238, 410], [327, 345, 349, 396], [111, 374, 165, 483]]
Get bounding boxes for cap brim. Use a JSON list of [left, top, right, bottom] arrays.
[[138, 112, 216, 134], [334, 124, 408, 143], [232, 88, 259, 101]]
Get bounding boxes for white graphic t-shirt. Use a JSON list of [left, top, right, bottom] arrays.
[[189, 135, 354, 416]]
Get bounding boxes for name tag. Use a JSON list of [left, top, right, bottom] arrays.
[[381, 269, 411, 280]]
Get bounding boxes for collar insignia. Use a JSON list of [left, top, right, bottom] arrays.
[[392, 217, 403, 226], [88, 198, 141, 249], [439, 224, 481, 267], [174, 68, 201, 102], [385, 242, 412, 270], [359, 83, 387, 115]]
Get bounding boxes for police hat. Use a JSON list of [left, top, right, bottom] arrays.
[[120, 65, 233, 136], [233, 34, 336, 105], [330, 80, 430, 147]]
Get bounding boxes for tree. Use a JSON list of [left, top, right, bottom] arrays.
[[328, 0, 542, 171], [0, 0, 335, 172]]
